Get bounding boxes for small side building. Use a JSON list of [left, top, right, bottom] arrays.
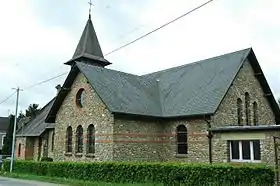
[[15, 98, 55, 161]]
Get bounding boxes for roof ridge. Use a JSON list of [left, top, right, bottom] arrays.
[[141, 48, 252, 77]]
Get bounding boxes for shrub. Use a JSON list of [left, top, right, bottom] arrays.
[[40, 157, 53, 162], [2, 160, 274, 186]]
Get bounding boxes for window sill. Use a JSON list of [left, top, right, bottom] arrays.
[[75, 153, 83, 157], [175, 154, 188, 158], [64, 152, 72, 156], [230, 159, 261, 163], [85, 153, 95, 158]]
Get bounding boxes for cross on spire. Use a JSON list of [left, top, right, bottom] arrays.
[[88, 0, 93, 19]]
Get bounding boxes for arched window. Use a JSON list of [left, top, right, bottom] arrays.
[[245, 92, 250, 125], [87, 124, 95, 154], [176, 125, 188, 154], [76, 88, 86, 108], [66, 126, 72, 153], [76, 125, 83, 153], [237, 98, 243, 125], [253, 102, 258, 126], [51, 131, 55, 152]]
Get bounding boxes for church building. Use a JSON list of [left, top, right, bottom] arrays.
[[15, 13, 280, 165]]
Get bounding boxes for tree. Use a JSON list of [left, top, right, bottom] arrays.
[[2, 115, 15, 156], [18, 111, 25, 120], [25, 104, 40, 118]]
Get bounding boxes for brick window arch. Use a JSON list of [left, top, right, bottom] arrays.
[[66, 126, 72, 153], [245, 92, 250, 125], [253, 102, 258, 126], [237, 98, 243, 125], [76, 125, 83, 153], [176, 125, 188, 154], [87, 124, 95, 154]]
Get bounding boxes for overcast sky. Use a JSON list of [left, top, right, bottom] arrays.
[[0, 0, 279, 116]]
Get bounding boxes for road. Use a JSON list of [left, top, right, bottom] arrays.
[[0, 177, 64, 186]]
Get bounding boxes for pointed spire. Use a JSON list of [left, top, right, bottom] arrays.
[[65, 14, 111, 67]]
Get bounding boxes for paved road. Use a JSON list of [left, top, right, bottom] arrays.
[[0, 177, 64, 186]]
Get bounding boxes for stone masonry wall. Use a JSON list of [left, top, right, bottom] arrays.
[[211, 59, 277, 165], [211, 132, 277, 166], [113, 117, 209, 163], [162, 119, 209, 163], [54, 72, 114, 162], [213, 59, 275, 127], [15, 137, 26, 159], [33, 137, 41, 161], [47, 129, 55, 159]]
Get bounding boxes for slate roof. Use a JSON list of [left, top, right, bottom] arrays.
[[64, 17, 111, 67], [74, 48, 248, 117], [44, 14, 280, 123], [16, 98, 55, 137], [0, 117, 9, 132], [46, 48, 280, 123]]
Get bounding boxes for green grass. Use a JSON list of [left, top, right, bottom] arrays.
[[0, 172, 162, 186]]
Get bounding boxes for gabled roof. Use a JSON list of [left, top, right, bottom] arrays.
[[65, 17, 111, 67], [16, 98, 55, 137], [0, 117, 9, 132], [45, 48, 280, 123]]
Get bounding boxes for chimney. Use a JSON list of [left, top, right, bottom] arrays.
[[55, 84, 61, 95]]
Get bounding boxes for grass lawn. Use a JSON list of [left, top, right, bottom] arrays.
[[0, 172, 162, 186]]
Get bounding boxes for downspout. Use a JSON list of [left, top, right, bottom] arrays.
[[204, 115, 213, 164]]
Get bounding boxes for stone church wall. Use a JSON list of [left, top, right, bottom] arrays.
[[213, 59, 275, 127], [53, 72, 114, 162], [161, 119, 209, 163], [46, 129, 55, 159], [211, 59, 276, 165], [15, 137, 26, 159], [113, 117, 209, 163]]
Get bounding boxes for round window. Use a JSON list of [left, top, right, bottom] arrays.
[[76, 88, 85, 108]]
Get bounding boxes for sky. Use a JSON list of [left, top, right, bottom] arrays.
[[0, 0, 279, 116]]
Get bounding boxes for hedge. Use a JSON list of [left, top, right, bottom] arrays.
[[40, 157, 53, 162], [2, 160, 275, 185]]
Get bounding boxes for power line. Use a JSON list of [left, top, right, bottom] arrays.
[[0, 91, 16, 106], [24, 72, 68, 90], [104, 0, 214, 56], [18, 0, 215, 91]]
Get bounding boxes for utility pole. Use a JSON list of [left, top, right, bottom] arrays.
[[10, 87, 23, 173]]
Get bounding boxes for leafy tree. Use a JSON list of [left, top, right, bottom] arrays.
[[2, 115, 15, 156], [25, 104, 40, 118], [18, 111, 25, 120]]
